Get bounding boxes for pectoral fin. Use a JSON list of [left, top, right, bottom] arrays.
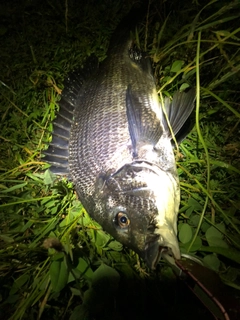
[[126, 85, 163, 158]]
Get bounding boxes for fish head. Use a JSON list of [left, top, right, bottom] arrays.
[[94, 161, 181, 269]]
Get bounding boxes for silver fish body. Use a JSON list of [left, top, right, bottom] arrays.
[[44, 12, 195, 269]]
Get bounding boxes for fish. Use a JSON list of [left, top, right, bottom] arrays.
[[44, 6, 196, 269]]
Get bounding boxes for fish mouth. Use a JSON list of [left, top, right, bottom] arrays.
[[144, 231, 181, 269], [144, 238, 163, 270]]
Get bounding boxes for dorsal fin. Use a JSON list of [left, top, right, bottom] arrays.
[[43, 56, 98, 175]]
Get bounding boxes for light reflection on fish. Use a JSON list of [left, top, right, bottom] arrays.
[[44, 7, 195, 269]]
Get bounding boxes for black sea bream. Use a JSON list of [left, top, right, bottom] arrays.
[[44, 7, 195, 269]]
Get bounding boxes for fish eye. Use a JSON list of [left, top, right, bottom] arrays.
[[116, 212, 130, 228]]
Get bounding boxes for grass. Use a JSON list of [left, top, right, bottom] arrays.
[[0, 0, 240, 319]]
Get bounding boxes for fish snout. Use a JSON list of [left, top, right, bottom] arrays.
[[144, 227, 181, 269]]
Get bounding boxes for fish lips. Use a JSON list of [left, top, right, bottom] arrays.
[[143, 229, 181, 269], [143, 233, 162, 269]]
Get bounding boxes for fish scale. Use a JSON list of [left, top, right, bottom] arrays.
[[44, 5, 196, 269], [70, 46, 156, 200]]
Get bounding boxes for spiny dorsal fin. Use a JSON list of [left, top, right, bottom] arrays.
[[43, 56, 98, 175]]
